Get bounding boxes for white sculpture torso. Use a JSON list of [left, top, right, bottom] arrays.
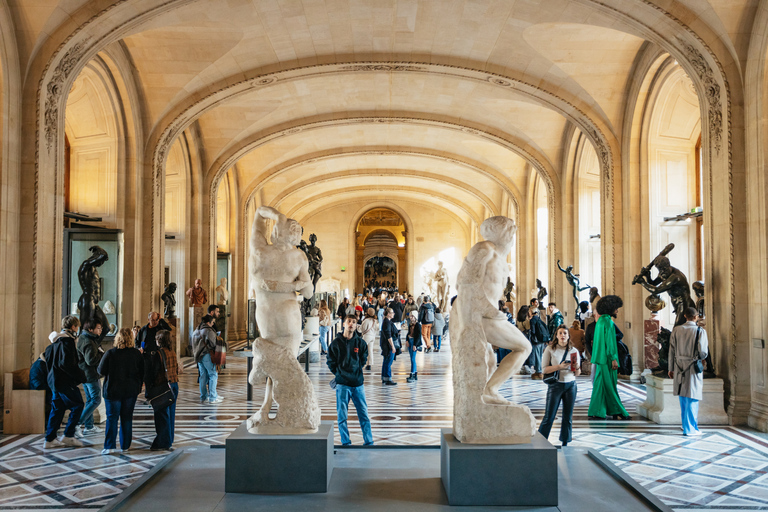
[[451, 216, 536, 444], [246, 206, 320, 433]]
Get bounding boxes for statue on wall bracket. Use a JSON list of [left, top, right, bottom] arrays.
[[248, 206, 320, 433], [77, 246, 110, 344]]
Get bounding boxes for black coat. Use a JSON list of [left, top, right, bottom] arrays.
[[45, 334, 87, 392], [327, 332, 368, 387], [585, 321, 623, 355], [98, 347, 144, 400], [529, 315, 550, 344], [380, 318, 398, 354]]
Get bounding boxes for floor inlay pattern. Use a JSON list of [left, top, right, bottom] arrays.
[[1, 335, 758, 511]]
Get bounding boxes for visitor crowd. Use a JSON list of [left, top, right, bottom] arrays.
[[37, 305, 228, 454]]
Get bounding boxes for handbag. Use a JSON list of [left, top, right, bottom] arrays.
[[693, 328, 704, 374], [212, 334, 227, 366], [146, 350, 174, 412], [542, 348, 570, 385]]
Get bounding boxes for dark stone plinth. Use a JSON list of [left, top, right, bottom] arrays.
[[440, 428, 558, 506], [225, 420, 334, 493]]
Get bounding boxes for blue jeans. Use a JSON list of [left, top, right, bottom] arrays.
[[680, 396, 700, 435], [198, 353, 218, 401], [408, 338, 417, 373], [433, 335, 442, 350], [45, 386, 84, 441], [104, 395, 137, 450], [381, 352, 394, 381], [529, 343, 544, 372], [336, 384, 373, 445], [79, 380, 102, 429], [538, 381, 577, 443], [377, 308, 385, 326], [151, 382, 179, 449], [318, 325, 330, 352]]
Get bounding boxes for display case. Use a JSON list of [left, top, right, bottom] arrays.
[[62, 228, 124, 337]]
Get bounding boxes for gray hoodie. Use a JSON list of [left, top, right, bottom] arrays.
[[192, 324, 217, 363]]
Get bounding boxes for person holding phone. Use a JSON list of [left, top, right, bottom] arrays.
[[538, 325, 581, 446]]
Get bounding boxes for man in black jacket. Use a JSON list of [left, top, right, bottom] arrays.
[[137, 312, 171, 353], [327, 316, 374, 446], [43, 316, 87, 449], [76, 319, 105, 436]]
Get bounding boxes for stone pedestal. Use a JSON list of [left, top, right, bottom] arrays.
[[637, 375, 730, 424], [644, 318, 660, 370], [440, 429, 557, 506], [189, 306, 205, 339], [225, 420, 334, 493]]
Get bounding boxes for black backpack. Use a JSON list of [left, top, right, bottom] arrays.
[[617, 339, 632, 375]]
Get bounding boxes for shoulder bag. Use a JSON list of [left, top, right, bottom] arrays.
[[146, 349, 174, 412], [542, 348, 570, 385]]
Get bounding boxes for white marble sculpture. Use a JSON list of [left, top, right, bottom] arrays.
[[247, 206, 320, 433], [216, 277, 230, 305], [451, 216, 537, 444], [434, 261, 449, 311]]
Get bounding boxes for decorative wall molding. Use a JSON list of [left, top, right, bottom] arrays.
[[677, 38, 723, 154]]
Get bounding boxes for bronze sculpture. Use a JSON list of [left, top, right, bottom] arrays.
[[557, 260, 591, 317], [535, 278, 547, 303], [77, 246, 110, 343], [632, 243, 695, 327], [307, 233, 323, 293], [161, 283, 177, 318]]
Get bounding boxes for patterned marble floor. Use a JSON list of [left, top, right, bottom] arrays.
[[1, 335, 765, 511]]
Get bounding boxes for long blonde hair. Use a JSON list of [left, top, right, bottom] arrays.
[[114, 327, 135, 349]]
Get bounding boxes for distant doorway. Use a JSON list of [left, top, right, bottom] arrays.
[[365, 256, 397, 289], [355, 208, 406, 293]]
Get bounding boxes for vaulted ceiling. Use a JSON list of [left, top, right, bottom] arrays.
[[8, 0, 755, 228]]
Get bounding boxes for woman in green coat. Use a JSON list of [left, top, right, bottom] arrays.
[[587, 295, 631, 420]]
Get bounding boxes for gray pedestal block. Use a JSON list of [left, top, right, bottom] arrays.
[[440, 428, 558, 506], [225, 420, 334, 493]]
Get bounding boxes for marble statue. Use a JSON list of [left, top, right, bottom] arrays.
[[434, 261, 449, 310], [186, 279, 207, 306], [632, 243, 695, 326], [161, 283, 177, 318], [557, 260, 591, 316], [216, 278, 230, 305], [247, 206, 320, 433], [77, 246, 110, 344], [108, 323, 117, 335], [102, 300, 116, 315], [451, 216, 536, 444]]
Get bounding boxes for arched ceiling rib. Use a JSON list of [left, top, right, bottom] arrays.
[[271, 170, 500, 217]]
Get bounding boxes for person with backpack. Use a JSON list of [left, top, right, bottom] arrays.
[[192, 315, 222, 404], [669, 307, 709, 436], [406, 311, 422, 383], [528, 305, 550, 380], [42, 316, 87, 449], [587, 295, 631, 420], [432, 307, 446, 352], [539, 325, 581, 446], [76, 318, 105, 437], [418, 296, 436, 352]]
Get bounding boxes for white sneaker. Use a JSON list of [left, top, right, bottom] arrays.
[[73, 426, 85, 439], [101, 448, 118, 455], [207, 397, 223, 404], [82, 426, 103, 436], [43, 438, 65, 449], [58, 436, 84, 447], [685, 430, 703, 437]]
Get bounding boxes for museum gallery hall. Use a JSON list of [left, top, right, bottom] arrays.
[[1, 0, 768, 510]]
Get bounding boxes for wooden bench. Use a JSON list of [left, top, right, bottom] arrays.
[[3, 371, 47, 434]]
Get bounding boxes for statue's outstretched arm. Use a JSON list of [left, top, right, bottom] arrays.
[[557, 260, 565, 272]]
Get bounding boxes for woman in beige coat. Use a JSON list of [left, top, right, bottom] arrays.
[[359, 308, 378, 371]]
